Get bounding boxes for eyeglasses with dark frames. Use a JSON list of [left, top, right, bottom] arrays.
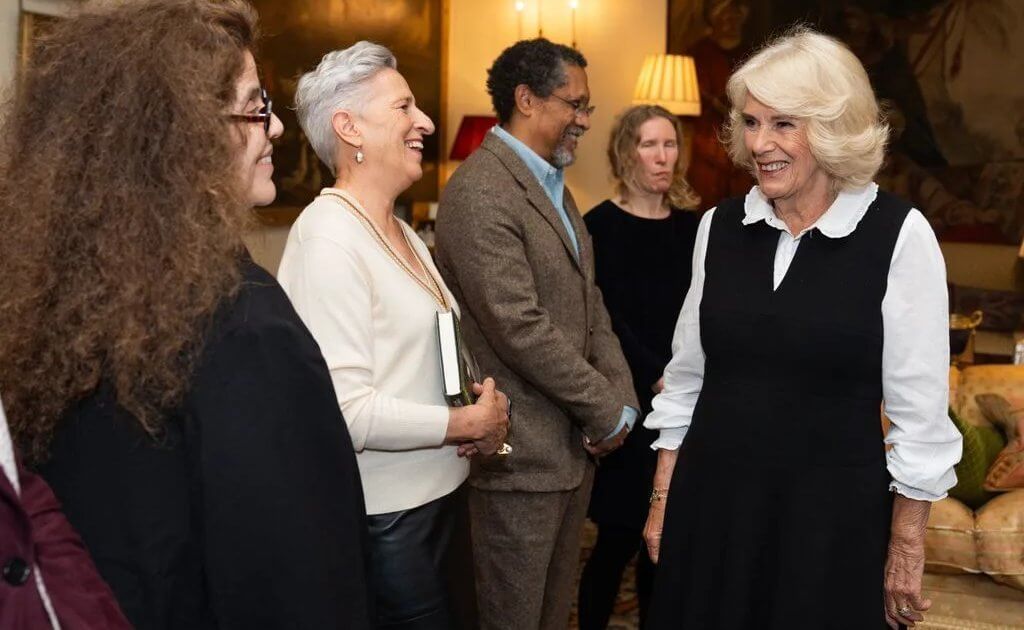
[[229, 88, 273, 133], [550, 93, 596, 117]]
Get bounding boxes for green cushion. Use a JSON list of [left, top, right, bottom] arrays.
[[949, 407, 1005, 509]]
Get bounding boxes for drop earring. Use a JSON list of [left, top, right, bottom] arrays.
[[355, 150, 365, 164]]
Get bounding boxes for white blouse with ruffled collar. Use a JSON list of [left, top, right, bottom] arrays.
[[644, 184, 963, 502]]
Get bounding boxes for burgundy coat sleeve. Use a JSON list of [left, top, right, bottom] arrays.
[[0, 466, 50, 629], [17, 462, 132, 629]]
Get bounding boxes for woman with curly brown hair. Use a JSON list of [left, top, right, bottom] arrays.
[[0, 1, 371, 627]]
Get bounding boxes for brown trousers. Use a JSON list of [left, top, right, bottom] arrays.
[[468, 465, 595, 630]]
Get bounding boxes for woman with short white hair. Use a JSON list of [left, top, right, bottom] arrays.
[[641, 28, 962, 629], [279, 41, 509, 629]]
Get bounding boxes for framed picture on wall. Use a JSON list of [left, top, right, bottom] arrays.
[[250, 0, 447, 225], [17, 0, 449, 227], [18, 12, 63, 73], [669, 0, 1024, 245], [18, 0, 82, 71]]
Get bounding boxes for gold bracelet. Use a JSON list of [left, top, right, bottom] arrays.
[[649, 488, 669, 503]]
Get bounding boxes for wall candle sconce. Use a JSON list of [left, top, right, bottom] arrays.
[[515, 1, 525, 40], [569, 0, 578, 48], [515, 0, 578, 44]]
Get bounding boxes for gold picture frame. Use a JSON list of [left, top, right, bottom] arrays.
[[18, 11, 61, 75], [16, 0, 451, 228], [249, 0, 449, 225]]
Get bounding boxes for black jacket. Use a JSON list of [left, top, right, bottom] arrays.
[[39, 259, 372, 629]]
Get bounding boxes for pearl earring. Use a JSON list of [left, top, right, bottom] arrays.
[[355, 150, 365, 164]]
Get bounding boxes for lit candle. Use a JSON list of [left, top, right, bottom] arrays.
[[569, 0, 578, 48], [515, 1, 524, 40]]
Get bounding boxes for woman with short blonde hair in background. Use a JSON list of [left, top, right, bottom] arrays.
[[281, 41, 509, 630], [642, 28, 961, 629], [577, 104, 700, 630]]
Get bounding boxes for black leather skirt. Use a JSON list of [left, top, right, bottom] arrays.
[[367, 483, 477, 629]]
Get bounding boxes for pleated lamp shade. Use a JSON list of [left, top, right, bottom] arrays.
[[632, 54, 701, 117]]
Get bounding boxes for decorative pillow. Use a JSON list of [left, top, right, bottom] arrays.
[[955, 366, 1024, 430], [992, 574, 1024, 592], [924, 497, 979, 575], [948, 408, 1006, 509], [975, 490, 1024, 592], [975, 393, 1024, 444], [985, 441, 1024, 491], [974, 393, 1024, 492]]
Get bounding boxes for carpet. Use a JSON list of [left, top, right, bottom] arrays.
[[570, 520, 641, 630]]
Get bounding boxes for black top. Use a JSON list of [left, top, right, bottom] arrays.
[[583, 200, 699, 528], [39, 259, 372, 630], [695, 193, 910, 465], [647, 192, 912, 629]]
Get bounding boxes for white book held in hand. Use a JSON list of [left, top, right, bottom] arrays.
[[436, 310, 477, 407]]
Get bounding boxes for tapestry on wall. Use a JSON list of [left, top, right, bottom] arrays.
[[251, 0, 442, 210], [669, 0, 1024, 245]]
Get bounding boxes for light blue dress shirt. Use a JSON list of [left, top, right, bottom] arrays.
[[491, 125, 578, 257], [490, 125, 636, 440]]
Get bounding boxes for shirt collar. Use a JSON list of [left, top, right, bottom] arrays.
[[0, 394, 19, 496], [741, 182, 879, 238], [490, 125, 563, 189]]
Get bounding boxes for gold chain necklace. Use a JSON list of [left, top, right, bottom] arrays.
[[320, 190, 450, 311]]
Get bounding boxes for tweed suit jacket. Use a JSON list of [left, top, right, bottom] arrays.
[[435, 131, 638, 493]]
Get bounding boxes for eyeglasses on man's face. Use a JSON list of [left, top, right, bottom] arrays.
[[229, 88, 273, 133], [549, 93, 596, 117]]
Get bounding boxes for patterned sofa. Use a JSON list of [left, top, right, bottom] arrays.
[[920, 365, 1024, 629]]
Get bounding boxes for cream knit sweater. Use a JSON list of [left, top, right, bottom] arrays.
[[278, 188, 467, 515]]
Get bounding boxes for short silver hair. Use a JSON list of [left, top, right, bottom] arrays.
[[294, 41, 397, 175]]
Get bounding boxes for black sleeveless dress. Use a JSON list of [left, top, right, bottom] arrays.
[[646, 193, 911, 629]]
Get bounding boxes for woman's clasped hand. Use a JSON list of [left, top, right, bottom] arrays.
[[452, 378, 510, 458]]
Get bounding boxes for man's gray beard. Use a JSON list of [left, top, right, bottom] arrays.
[[551, 145, 576, 168], [551, 126, 584, 168]]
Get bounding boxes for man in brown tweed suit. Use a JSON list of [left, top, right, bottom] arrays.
[[435, 39, 638, 630]]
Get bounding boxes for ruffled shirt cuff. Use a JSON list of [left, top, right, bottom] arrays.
[[888, 479, 948, 503], [650, 427, 687, 451]]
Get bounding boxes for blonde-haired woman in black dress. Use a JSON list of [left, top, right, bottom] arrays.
[[642, 28, 961, 629]]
